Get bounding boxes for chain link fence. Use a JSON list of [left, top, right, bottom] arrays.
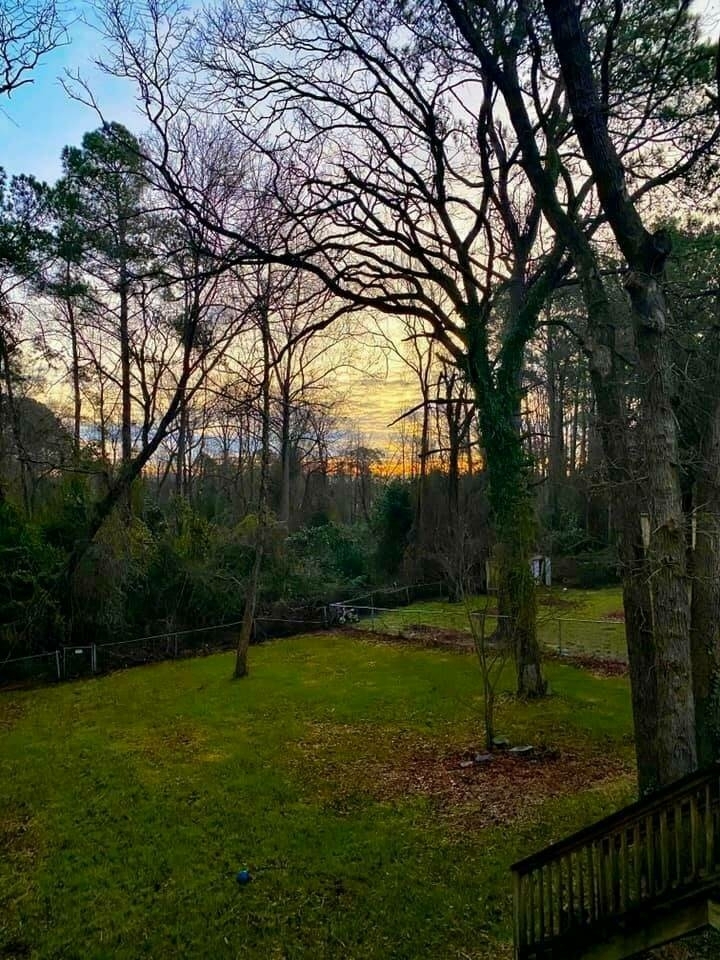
[[340, 602, 628, 663], [0, 581, 451, 690], [470, 612, 626, 661], [0, 650, 63, 685], [0, 622, 247, 688], [327, 581, 448, 628]]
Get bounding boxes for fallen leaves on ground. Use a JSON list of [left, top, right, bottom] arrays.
[[371, 746, 633, 828]]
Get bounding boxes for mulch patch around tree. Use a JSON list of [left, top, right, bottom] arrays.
[[344, 625, 474, 651], [538, 594, 578, 611], [372, 746, 632, 826], [602, 610, 626, 621], [545, 650, 628, 677]]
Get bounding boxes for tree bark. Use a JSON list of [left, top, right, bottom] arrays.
[[480, 393, 546, 698], [65, 267, 82, 463], [0, 327, 31, 516], [119, 258, 132, 467], [587, 278, 696, 793], [690, 391, 720, 767], [546, 326, 565, 522], [279, 391, 291, 527], [235, 287, 272, 679]]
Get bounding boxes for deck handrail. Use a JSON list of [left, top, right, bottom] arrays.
[[512, 762, 720, 874], [511, 764, 720, 959]]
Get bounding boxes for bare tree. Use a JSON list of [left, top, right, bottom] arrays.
[[0, 0, 66, 98], [235, 265, 273, 678], [443, 0, 719, 789], [91, 0, 572, 696]]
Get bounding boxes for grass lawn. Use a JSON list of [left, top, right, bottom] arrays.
[[1, 633, 636, 959], [371, 586, 627, 659]]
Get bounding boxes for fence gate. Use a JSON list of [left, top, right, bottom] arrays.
[[62, 645, 95, 679]]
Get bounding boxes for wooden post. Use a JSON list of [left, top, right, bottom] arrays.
[[513, 870, 523, 955], [620, 828, 629, 913], [586, 843, 596, 922], [632, 822, 641, 905], [567, 854, 575, 927], [577, 848, 585, 926], [647, 814, 656, 898], [690, 794, 699, 878], [705, 782, 714, 873], [674, 802, 683, 884], [660, 809, 670, 891]]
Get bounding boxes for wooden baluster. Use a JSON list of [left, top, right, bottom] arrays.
[[603, 836, 614, 916], [646, 813, 655, 900], [528, 870, 535, 946], [547, 860, 555, 938], [538, 865, 545, 944], [632, 821, 641, 906], [555, 857, 563, 933], [567, 853, 575, 928], [606, 835, 616, 915], [660, 808, 670, 892], [578, 846, 586, 927], [586, 843, 596, 922], [514, 871, 524, 950], [706, 782, 715, 874], [596, 840, 607, 919], [674, 801, 683, 885], [620, 828, 629, 913], [690, 793, 699, 880], [557, 858, 564, 937]]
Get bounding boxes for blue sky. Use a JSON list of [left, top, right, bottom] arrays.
[[0, 15, 141, 184]]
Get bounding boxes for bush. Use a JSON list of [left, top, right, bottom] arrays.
[[284, 522, 371, 600], [373, 480, 413, 579]]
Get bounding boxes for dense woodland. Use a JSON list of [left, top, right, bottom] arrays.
[[1, 0, 720, 795]]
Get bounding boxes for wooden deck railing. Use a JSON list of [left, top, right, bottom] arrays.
[[512, 764, 720, 959]]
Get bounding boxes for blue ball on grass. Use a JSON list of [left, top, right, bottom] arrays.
[[236, 868, 252, 886]]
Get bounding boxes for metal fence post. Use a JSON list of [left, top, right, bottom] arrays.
[[558, 619, 563, 656], [55, 649, 61, 681], [91, 644, 97, 674]]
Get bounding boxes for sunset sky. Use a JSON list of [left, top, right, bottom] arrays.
[[5, 0, 716, 452]]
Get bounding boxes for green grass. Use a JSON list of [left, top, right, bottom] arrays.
[[371, 586, 627, 658], [1, 633, 635, 959]]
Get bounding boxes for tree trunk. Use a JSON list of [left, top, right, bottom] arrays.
[[691, 394, 720, 767], [629, 272, 696, 788], [546, 326, 565, 522], [175, 402, 187, 497], [414, 384, 430, 540], [119, 259, 132, 467], [66, 282, 82, 463], [480, 396, 546, 698], [279, 394, 291, 526], [0, 328, 31, 516], [543, 0, 697, 789], [235, 287, 272, 679], [587, 278, 696, 793]]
